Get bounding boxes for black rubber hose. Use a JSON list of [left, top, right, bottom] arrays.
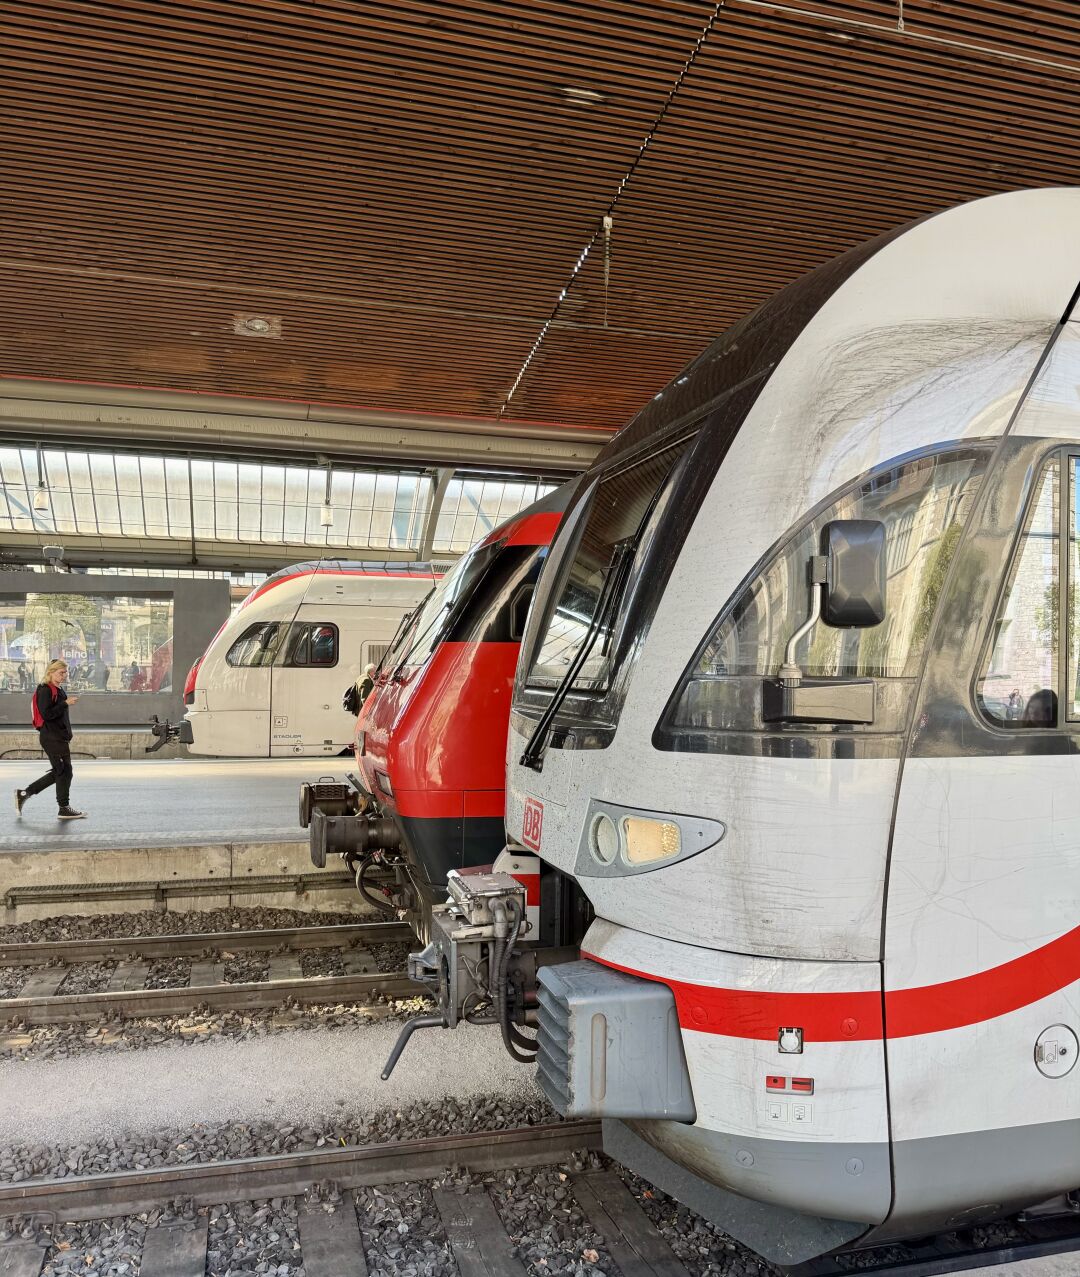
[[496, 901, 537, 1060], [502, 904, 538, 1053], [355, 855, 397, 916], [491, 931, 535, 1063]]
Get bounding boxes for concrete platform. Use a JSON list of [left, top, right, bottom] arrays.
[[0, 757, 362, 919], [0, 727, 186, 760], [963, 1258, 1080, 1275], [3, 757, 344, 851]]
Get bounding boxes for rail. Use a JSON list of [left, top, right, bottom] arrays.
[[0, 921, 419, 1025], [0, 920, 410, 965], [3, 872, 356, 911], [0, 1122, 602, 1221]]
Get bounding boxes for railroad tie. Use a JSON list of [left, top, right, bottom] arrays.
[[343, 948, 377, 975], [187, 960, 223, 988], [15, 969, 66, 1000], [0, 1239, 46, 1277], [106, 961, 150, 992], [269, 954, 304, 982], [298, 1198, 368, 1277], [138, 1217, 209, 1277], [571, 1172, 690, 1277], [433, 1188, 525, 1277]]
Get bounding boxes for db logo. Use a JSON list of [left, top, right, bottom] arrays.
[[522, 797, 544, 851]]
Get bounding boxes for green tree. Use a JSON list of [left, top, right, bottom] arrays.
[[23, 594, 101, 665]]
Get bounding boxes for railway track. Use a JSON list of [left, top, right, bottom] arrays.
[[0, 921, 419, 1027], [0, 1123, 610, 1277], [0, 1119, 1077, 1277]]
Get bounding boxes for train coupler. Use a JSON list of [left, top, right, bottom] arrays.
[[379, 871, 542, 1079], [146, 715, 182, 753]]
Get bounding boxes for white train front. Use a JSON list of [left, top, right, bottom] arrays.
[[392, 189, 1080, 1264], [181, 561, 437, 757]]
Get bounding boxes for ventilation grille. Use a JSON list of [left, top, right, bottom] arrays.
[[535, 978, 572, 1116], [367, 643, 390, 666]]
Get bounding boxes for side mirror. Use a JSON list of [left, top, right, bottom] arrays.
[[822, 519, 886, 628]]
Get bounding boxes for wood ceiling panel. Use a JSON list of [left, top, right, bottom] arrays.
[[2, 0, 1079, 436]]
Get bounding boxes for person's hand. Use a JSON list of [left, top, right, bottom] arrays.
[[68, 695, 79, 705]]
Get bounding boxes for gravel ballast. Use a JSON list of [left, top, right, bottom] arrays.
[[0, 906, 366, 945], [0, 1090, 556, 1184], [55, 962, 116, 996], [0, 968, 25, 999], [0, 1021, 541, 1146]]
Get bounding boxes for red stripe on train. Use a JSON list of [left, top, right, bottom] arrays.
[[582, 952, 882, 1042], [480, 512, 561, 549], [586, 921, 1080, 1040]]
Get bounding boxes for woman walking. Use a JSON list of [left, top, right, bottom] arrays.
[[15, 659, 86, 820]]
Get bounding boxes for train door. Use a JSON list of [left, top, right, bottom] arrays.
[[269, 612, 341, 756], [884, 437, 1080, 1234], [205, 617, 283, 755]]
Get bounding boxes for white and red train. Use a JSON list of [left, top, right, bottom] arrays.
[[301, 487, 573, 935], [180, 561, 438, 757], [382, 188, 1080, 1263]]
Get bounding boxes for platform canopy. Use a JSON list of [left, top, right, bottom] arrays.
[[3, 1, 1080, 469], [0, 442, 555, 572]]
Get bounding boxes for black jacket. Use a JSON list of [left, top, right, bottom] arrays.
[[36, 684, 72, 742]]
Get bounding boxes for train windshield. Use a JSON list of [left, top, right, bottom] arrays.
[[526, 441, 690, 693], [389, 540, 501, 671]]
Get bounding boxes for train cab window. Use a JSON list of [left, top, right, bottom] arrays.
[[1070, 460, 1080, 722], [658, 448, 989, 747], [527, 440, 691, 694], [977, 459, 1059, 728], [225, 621, 284, 668], [393, 542, 499, 670], [509, 585, 534, 642], [277, 622, 339, 668]]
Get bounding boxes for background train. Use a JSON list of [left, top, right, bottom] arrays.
[[181, 560, 438, 757], [386, 188, 1080, 1264], [301, 486, 574, 936]]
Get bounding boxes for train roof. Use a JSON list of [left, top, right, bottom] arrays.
[[596, 187, 1080, 472], [261, 559, 445, 584], [239, 559, 443, 610]]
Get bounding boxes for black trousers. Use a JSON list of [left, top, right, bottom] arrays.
[[25, 736, 73, 807]]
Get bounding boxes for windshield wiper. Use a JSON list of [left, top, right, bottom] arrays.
[[519, 539, 634, 772]]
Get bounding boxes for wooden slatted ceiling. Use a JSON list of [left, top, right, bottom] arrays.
[[502, 0, 1080, 418], [1, 0, 1080, 435]]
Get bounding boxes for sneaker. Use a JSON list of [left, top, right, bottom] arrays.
[[57, 807, 86, 820], [14, 789, 26, 816]]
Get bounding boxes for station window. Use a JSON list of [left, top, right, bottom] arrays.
[[0, 592, 174, 693], [278, 622, 338, 668], [225, 621, 284, 667]]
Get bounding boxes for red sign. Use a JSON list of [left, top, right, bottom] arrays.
[[522, 797, 544, 852]]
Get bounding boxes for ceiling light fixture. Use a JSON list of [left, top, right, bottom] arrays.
[[233, 313, 282, 339], [559, 85, 607, 105], [32, 443, 49, 513], [320, 459, 334, 527]]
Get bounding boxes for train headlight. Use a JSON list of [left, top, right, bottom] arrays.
[[589, 813, 619, 864], [375, 769, 393, 797], [621, 816, 681, 865]]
